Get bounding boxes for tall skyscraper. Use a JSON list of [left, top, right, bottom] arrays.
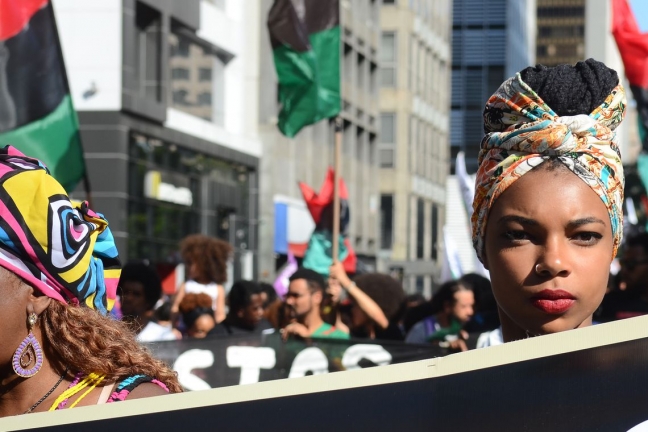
[[536, 0, 586, 66], [377, 0, 452, 296], [450, 0, 536, 174], [447, 0, 536, 275]]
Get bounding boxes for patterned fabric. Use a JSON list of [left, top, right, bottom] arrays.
[[106, 374, 169, 402], [472, 73, 626, 260], [0, 146, 121, 314]]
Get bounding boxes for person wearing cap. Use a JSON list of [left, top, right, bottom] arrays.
[[472, 59, 626, 342], [282, 268, 349, 340], [0, 147, 180, 417]]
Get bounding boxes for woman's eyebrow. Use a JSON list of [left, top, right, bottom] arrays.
[[497, 215, 538, 226], [567, 217, 607, 228]]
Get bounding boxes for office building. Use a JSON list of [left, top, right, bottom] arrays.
[[378, 0, 452, 296], [54, 0, 263, 281]]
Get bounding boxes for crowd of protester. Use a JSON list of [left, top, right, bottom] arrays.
[[117, 227, 648, 355]]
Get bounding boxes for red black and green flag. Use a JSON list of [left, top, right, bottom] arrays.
[[612, 0, 648, 150], [267, 0, 341, 138], [0, 0, 86, 192], [300, 167, 356, 276]]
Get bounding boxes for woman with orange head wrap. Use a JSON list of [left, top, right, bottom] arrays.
[[471, 59, 626, 342]]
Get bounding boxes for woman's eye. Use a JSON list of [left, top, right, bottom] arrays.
[[573, 232, 603, 244], [503, 230, 529, 241]]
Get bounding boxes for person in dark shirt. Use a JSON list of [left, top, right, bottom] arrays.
[[599, 233, 648, 322], [209, 280, 273, 336]]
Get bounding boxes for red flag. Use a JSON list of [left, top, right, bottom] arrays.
[[299, 167, 356, 274], [0, 0, 48, 40], [612, 0, 648, 88]]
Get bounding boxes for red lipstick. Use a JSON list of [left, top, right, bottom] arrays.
[[530, 289, 576, 314]]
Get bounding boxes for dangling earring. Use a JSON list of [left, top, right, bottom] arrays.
[[12, 313, 44, 378]]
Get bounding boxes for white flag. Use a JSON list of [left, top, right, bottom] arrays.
[[456, 151, 490, 280], [441, 226, 463, 282], [456, 151, 475, 218]]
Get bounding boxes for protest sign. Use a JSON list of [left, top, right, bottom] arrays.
[[145, 332, 441, 390], [4, 316, 648, 432]]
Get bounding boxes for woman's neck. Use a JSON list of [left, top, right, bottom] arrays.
[[498, 308, 594, 343], [0, 360, 69, 417]]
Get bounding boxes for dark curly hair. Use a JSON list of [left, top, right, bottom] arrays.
[[352, 273, 406, 321], [180, 234, 231, 284]]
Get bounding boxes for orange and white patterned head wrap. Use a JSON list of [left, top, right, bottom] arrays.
[[471, 73, 626, 261]]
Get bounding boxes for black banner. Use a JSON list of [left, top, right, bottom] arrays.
[[146, 332, 441, 390], [8, 319, 648, 432]]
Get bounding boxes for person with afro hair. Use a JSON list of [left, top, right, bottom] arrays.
[[171, 234, 232, 324], [329, 262, 406, 340], [179, 293, 216, 339]]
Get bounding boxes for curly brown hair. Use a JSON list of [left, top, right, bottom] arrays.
[[178, 292, 213, 314], [180, 234, 231, 284], [40, 301, 182, 393]]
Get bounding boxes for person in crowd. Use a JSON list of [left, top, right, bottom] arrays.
[[405, 281, 474, 350], [119, 262, 176, 342], [259, 282, 278, 309], [0, 147, 180, 417], [321, 275, 350, 334], [153, 302, 183, 340], [472, 59, 626, 342], [179, 293, 216, 339], [171, 234, 230, 324], [598, 232, 648, 322], [282, 268, 349, 340], [461, 273, 500, 334], [329, 262, 406, 340], [209, 280, 274, 336], [405, 293, 426, 310]]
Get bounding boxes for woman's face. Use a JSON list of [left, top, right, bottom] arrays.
[[483, 166, 613, 337], [188, 314, 215, 339]]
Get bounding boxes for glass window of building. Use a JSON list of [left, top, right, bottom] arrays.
[[127, 132, 252, 264], [135, 2, 162, 102], [380, 32, 397, 87], [379, 113, 396, 168], [416, 198, 424, 259], [169, 28, 225, 125], [431, 204, 438, 260], [380, 194, 394, 250]]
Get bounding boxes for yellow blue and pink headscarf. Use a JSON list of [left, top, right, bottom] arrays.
[[472, 73, 626, 260], [0, 146, 120, 314]]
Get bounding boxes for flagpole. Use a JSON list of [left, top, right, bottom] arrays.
[[332, 116, 342, 263]]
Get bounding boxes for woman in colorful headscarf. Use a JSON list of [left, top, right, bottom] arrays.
[[0, 147, 180, 417], [472, 59, 626, 343]]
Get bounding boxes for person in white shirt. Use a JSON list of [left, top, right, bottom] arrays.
[[171, 234, 231, 324]]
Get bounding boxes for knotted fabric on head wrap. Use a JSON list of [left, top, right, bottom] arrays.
[[471, 73, 626, 261], [0, 146, 121, 315]]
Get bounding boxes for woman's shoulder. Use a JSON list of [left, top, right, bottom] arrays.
[[106, 374, 170, 403]]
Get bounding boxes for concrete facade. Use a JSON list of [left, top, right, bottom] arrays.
[[377, 0, 452, 297], [53, 0, 263, 281], [257, 0, 382, 282]]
